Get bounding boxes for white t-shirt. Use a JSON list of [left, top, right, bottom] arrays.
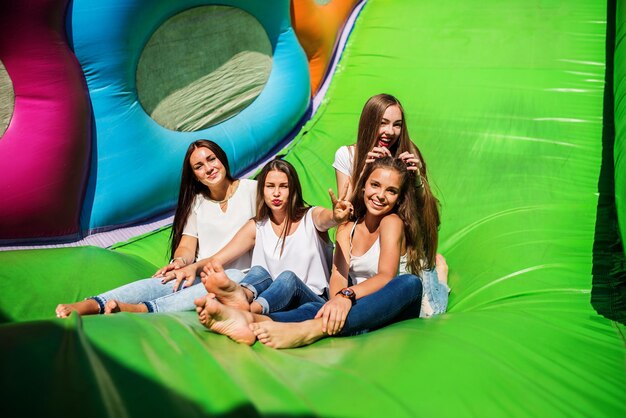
[[251, 207, 333, 296], [332, 145, 355, 177], [182, 179, 257, 270]]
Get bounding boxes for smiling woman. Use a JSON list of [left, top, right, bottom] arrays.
[[55, 140, 257, 317]]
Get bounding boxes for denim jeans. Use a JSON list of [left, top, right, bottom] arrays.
[[270, 274, 423, 336], [89, 269, 245, 313], [240, 266, 326, 314], [419, 268, 449, 317]]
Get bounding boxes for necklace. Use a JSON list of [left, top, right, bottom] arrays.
[[209, 180, 239, 207]]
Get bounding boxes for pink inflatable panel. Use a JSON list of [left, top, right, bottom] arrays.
[[0, 0, 90, 242]]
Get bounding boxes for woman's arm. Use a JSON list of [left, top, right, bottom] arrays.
[[350, 214, 404, 299], [163, 220, 257, 289], [152, 235, 197, 277], [315, 224, 353, 334], [311, 184, 353, 232], [398, 151, 426, 199], [335, 169, 352, 201], [329, 224, 351, 295]]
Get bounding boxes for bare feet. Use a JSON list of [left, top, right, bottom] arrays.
[[435, 253, 449, 286], [104, 300, 148, 314], [55, 299, 100, 318], [250, 319, 324, 349], [194, 295, 256, 345], [201, 261, 250, 311]]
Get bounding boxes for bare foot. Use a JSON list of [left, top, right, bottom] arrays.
[[250, 319, 324, 349], [194, 296, 256, 345], [104, 300, 148, 314], [201, 261, 250, 311], [55, 299, 100, 318], [435, 253, 449, 285]]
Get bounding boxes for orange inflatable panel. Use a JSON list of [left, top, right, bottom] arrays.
[[291, 0, 362, 95]]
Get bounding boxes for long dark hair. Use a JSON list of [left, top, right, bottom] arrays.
[[351, 94, 425, 192], [352, 157, 440, 273], [254, 159, 309, 256], [170, 140, 235, 260]]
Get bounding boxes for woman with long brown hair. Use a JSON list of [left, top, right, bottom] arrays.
[[333, 93, 449, 317], [183, 158, 352, 316], [55, 139, 256, 317], [194, 157, 442, 347]]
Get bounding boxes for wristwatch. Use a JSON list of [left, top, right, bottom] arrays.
[[336, 287, 356, 305]]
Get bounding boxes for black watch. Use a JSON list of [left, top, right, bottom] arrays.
[[336, 287, 356, 305]]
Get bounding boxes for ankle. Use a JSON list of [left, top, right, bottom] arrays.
[[250, 302, 262, 314]]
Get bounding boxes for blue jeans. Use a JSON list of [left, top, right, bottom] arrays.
[[420, 268, 449, 317], [240, 266, 326, 314], [89, 269, 245, 313], [270, 274, 423, 336]]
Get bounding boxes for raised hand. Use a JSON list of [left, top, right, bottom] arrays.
[[365, 146, 392, 164], [329, 180, 353, 225], [398, 151, 422, 172]]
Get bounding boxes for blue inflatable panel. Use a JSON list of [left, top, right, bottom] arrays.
[[68, 0, 310, 232]]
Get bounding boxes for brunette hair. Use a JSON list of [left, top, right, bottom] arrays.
[[254, 159, 310, 255], [351, 94, 427, 192], [352, 156, 440, 273], [170, 140, 235, 260]]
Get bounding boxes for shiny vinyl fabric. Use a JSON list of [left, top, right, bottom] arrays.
[[0, 0, 625, 417], [0, 0, 90, 241]]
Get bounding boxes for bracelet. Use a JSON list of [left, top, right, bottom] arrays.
[[169, 256, 187, 265], [415, 175, 424, 189]]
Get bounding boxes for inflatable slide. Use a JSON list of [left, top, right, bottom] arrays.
[[1, 0, 624, 417]]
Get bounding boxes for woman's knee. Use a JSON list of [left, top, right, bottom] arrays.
[[394, 274, 423, 299], [248, 265, 270, 276], [274, 270, 300, 285]]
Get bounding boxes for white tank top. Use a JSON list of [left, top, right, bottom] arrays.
[[251, 207, 332, 295], [348, 221, 380, 285], [348, 220, 411, 285]]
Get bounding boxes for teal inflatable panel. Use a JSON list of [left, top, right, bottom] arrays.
[[69, 0, 310, 232]]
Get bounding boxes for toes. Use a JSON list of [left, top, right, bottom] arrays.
[[104, 300, 117, 314]]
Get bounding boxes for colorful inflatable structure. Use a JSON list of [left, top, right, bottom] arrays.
[[0, 0, 625, 417]]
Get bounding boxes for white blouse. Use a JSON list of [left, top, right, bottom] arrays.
[[251, 208, 333, 296], [182, 179, 257, 270]]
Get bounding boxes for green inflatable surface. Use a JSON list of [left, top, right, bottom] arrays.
[[1, 0, 625, 417]]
